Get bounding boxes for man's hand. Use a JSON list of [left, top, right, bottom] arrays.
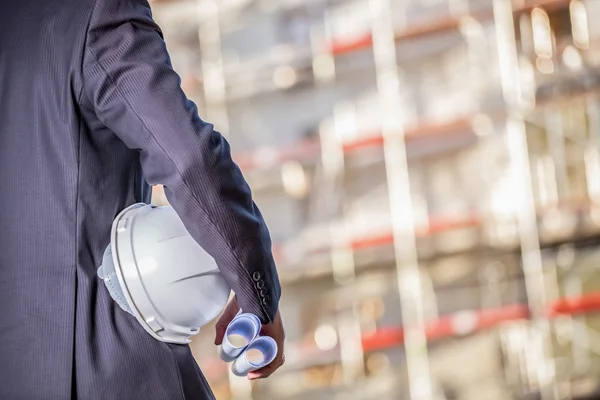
[[214, 296, 286, 380], [214, 296, 240, 347], [247, 309, 285, 380]]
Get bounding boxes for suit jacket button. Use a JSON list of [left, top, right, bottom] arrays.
[[262, 297, 269, 306], [252, 272, 261, 281], [259, 289, 267, 297], [257, 280, 265, 289]]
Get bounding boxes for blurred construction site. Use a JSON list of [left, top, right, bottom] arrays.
[[149, 0, 600, 399]]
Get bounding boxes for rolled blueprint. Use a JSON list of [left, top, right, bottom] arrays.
[[218, 313, 262, 362], [231, 335, 278, 377]]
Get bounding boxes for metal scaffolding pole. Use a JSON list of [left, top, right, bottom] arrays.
[[198, 0, 230, 137], [319, 111, 367, 389], [313, 4, 366, 391], [492, 1, 558, 399], [369, 0, 433, 399]]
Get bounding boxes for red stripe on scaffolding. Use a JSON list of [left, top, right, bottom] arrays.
[[421, 212, 481, 236], [362, 293, 600, 352], [351, 213, 481, 251], [329, 34, 373, 55], [327, 0, 570, 56], [232, 68, 597, 174], [233, 87, 596, 172], [198, 293, 600, 377], [337, 117, 473, 153], [233, 115, 473, 171], [548, 292, 600, 317], [341, 133, 384, 153]]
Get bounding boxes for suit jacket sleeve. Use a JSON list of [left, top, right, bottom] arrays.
[[81, 0, 281, 323]]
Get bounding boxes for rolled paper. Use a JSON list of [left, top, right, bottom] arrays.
[[231, 336, 278, 377], [218, 313, 261, 362]]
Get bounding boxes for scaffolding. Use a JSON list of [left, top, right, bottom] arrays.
[[148, 0, 600, 398]]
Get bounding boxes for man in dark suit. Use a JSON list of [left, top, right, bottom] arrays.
[[0, 0, 284, 398]]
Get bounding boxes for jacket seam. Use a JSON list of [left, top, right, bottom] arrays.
[[161, 342, 187, 400]]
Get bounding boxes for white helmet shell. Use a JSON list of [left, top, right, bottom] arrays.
[[104, 203, 231, 344]]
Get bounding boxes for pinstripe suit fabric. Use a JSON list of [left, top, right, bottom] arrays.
[[0, 0, 281, 398]]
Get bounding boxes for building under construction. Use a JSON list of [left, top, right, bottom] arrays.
[[149, 0, 600, 399]]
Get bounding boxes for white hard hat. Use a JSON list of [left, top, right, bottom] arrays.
[[98, 203, 231, 344]]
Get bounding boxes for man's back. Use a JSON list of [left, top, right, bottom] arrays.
[[0, 1, 281, 398]]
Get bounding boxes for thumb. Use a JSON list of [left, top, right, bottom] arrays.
[[214, 297, 239, 345], [214, 321, 227, 345]]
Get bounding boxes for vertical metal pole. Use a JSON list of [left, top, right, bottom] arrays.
[[544, 108, 569, 201], [564, 274, 590, 378], [492, 1, 557, 399], [198, 0, 230, 137], [370, 0, 433, 399], [586, 99, 600, 152], [319, 109, 366, 390], [314, 7, 365, 392], [310, 6, 336, 86]]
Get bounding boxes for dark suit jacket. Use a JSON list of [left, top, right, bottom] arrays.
[[0, 0, 281, 398]]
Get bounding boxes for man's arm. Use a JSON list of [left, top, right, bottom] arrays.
[[82, 0, 280, 324]]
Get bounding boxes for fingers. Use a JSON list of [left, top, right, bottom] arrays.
[[248, 310, 286, 379], [214, 322, 227, 345], [247, 354, 285, 380], [217, 302, 285, 379], [214, 311, 231, 345], [214, 296, 239, 345]]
